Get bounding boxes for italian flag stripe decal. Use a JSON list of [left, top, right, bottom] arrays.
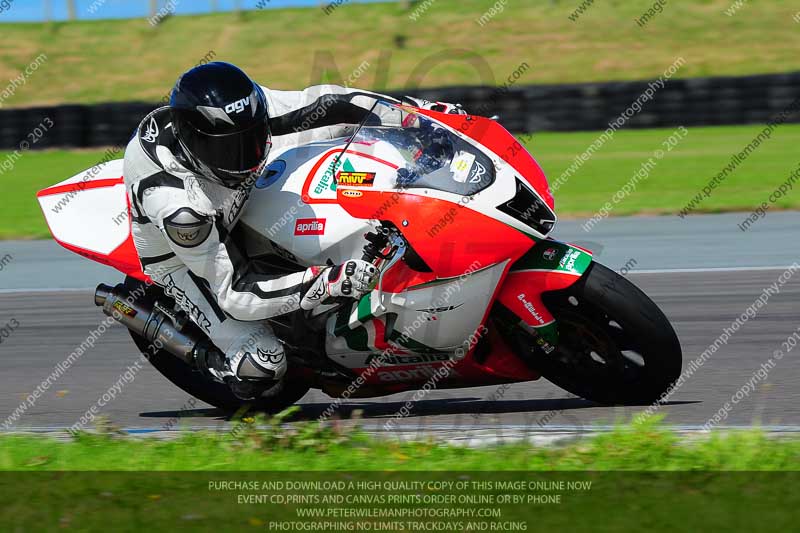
[[357, 294, 373, 323]]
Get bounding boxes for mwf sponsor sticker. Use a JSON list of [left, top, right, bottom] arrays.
[[294, 218, 326, 236], [336, 171, 375, 187]]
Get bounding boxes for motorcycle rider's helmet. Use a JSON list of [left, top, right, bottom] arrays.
[[170, 62, 271, 188]]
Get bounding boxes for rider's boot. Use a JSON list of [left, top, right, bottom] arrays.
[[193, 342, 283, 400]]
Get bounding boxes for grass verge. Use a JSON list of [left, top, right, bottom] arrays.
[[0, 418, 798, 530], [3, 123, 799, 239], [1, 415, 799, 471]]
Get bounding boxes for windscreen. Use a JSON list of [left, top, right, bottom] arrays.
[[351, 102, 495, 197]]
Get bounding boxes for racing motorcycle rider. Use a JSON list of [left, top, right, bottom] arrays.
[[123, 61, 465, 400]]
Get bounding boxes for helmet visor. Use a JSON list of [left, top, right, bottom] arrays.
[[183, 116, 271, 177]]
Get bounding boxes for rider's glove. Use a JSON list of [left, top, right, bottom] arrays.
[[300, 260, 379, 310]]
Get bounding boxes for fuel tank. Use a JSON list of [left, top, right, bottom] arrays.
[[239, 138, 404, 266]]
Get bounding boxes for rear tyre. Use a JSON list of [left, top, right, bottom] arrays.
[[514, 262, 682, 405], [129, 331, 310, 414]]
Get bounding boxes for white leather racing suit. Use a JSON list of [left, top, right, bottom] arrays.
[[123, 85, 441, 390]]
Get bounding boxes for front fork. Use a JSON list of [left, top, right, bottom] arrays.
[[494, 238, 594, 353]]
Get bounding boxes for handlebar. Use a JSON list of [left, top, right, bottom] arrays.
[[306, 225, 404, 319], [361, 229, 390, 262]]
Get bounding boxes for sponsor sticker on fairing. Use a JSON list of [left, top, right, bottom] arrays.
[[336, 171, 375, 187], [377, 366, 461, 382], [312, 156, 350, 197], [517, 293, 546, 325], [294, 218, 326, 236], [559, 249, 582, 273], [450, 151, 476, 183], [468, 161, 487, 184], [366, 352, 451, 367]]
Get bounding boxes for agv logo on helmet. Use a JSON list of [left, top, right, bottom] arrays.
[[225, 96, 251, 115]]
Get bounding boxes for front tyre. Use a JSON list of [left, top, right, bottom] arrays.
[[517, 262, 682, 405]]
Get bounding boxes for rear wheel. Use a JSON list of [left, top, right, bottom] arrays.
[[129, 331, 310, 414], [512, 262, 682, 405]]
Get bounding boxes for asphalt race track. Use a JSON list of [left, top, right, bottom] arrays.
[[1, 212, 799, 437]]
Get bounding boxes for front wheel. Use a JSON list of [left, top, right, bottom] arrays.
[[514, 262, 682, 405]]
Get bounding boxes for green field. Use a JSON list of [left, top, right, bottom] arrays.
[[0, 0, 799, 107], [3, 122, 798, 240]]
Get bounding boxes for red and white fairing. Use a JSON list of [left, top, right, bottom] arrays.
[[37, 103, 587, 388]]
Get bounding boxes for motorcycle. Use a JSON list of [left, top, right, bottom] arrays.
[[37, 101, 682, 412]]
